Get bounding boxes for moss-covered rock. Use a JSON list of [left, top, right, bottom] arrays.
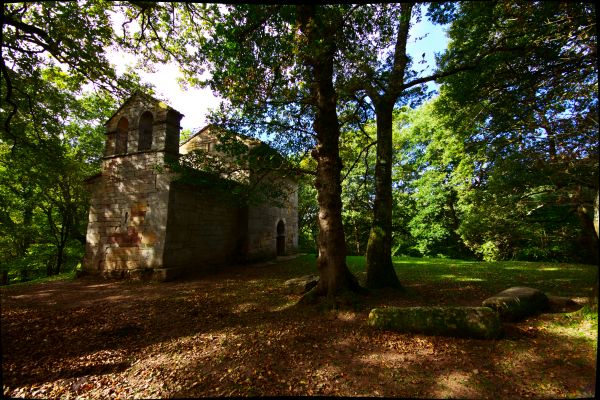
[[367, 306, 503, 339], [482, 287, 549, 321]]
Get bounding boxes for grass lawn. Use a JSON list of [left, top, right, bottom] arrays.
[[2, 255, 597, 398]]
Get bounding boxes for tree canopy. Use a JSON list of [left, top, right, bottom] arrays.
[[1, 1, 596, 288]]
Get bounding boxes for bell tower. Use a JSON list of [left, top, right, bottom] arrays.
[[103, 92, 183, 159], [83, 93, 184, 279]]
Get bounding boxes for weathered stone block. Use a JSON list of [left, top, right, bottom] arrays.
[[283, 275, 318, 294], [104, 260, 138, 270], [140, 231, 158, 245], [130, 216, 146, 226], [131, 202, 148, 213], [106, 247, 140, 258], [482, 287, 549, 322], [547, 295, 580, 313], [368, 306, 503, 339]]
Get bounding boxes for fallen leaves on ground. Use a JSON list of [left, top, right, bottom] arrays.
[[1, 261, 596, 399]]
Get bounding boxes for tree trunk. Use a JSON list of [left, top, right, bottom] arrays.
[[365, 104, 402, 289], [54, 242, 66, 275], [297, 5, 361, 302], [593, 189, 599, 309], [363, 4, 413, 290], [574, 186, 599, 307], [312, 138, 360, 297], [354, 220, 361, 255], [46, 259, 54, 277], [594, 189, 599, 238]]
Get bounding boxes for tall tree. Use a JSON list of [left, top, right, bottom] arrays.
[[1, 2, 149, 283], [295, 5, 362, 299], [0, 86, 115, 282], [1, 1, 148, 143], [129, 4, 363, 301], [338, 4, 462, 288], [434, 1, 598, 263]]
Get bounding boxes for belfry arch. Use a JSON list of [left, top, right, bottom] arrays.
[[138, 111, 154, 151], [115, 117, 129, 154]]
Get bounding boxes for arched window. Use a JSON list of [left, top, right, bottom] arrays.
[[105, 132, 116, 156], [276, 220, 286, 256], [115, 117, 129, 154], [138, 111, 153, 151]]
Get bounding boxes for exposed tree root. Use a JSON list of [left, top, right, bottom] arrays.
[[297, 279, 369, 310]]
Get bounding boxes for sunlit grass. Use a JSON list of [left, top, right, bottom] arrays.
[[543, 306, 598, 351], [2, 270, 77, 289], [286, 254, 595, 299], [438, 274, 485, 282]]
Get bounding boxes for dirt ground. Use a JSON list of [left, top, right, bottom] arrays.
[[1, 258, 597, 398]]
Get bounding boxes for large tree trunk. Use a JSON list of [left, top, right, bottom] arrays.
[[594, 189, 599, 238], [574, 186, 599, 308], [312, 134, 360, 297], [297, 5, 361, 302], [593, 189, 599, 309], [365, 104, 402, 289]]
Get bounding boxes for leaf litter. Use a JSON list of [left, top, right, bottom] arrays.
[[1, 260, 596, 399]]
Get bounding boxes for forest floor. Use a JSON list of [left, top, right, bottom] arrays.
[[2, 255, 597, 399]]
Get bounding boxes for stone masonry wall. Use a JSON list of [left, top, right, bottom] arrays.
[[246, 178, 298, 261], [83, 152, 173, 278], [162, 183, 246, 274], [104, 93, 181, 158], [84, 93, 299, 280]]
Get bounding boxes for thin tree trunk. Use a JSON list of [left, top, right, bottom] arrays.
[[594, 189, 599, 238], [363, 4, 413, 290], [593, 189, 599, 309], [354, 220, 361, 255], [366, 104, 402, 289], [54, 241, 66, 275]]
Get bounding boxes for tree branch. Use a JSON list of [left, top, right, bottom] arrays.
[[342, 140, 377, 182]]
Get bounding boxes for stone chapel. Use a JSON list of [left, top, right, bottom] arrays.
[[82, 93, 298, 280]]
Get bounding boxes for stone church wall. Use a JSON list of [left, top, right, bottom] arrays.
[[83, 93, 298, 281], [246, 178, 298, 261], [83, 152, 173, 279], [162, 183, 246, 276]]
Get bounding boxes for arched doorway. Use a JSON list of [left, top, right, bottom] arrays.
[[276, 220, 286, 256]]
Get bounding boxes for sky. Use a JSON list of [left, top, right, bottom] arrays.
[[111, 5, 449, 132]]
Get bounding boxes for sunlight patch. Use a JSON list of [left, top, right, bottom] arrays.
[[359, 350, 426, 366], [335, 311, 357, 321], [544, 319, 598, 345], [433, 371, 480, 398], [269, 301, 296, 312], [455, 277, 484, 282], [439, 274, 457, 279], [232, 302, 261, 313]]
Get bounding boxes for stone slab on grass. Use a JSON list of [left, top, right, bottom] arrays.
[[547, 295, 581, 313], [283, 275, 319, 295], [482, 286, 549, 322], [368, 306, 503, 340]]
